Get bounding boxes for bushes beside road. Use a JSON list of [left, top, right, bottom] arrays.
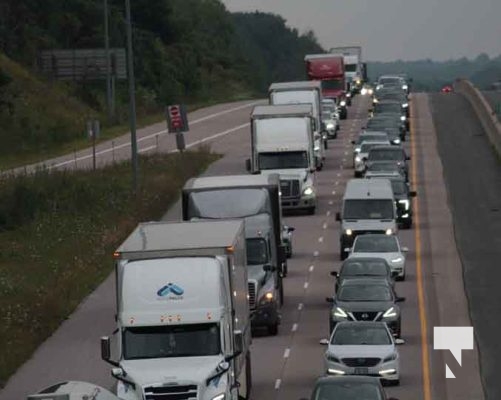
[[0, 149, 219, 386]]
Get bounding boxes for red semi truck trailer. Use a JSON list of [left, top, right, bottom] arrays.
[[305, 54, 348, 119]]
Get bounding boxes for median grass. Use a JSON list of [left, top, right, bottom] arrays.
[[0, 149, 219, 386]]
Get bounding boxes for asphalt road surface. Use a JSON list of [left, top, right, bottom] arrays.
[[0, 94, 485, 400], [431, 92, 501, 400]]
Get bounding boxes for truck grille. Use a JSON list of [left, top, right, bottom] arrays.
[[342, 357, 381, 367], [144, 384, 197, 400], [351, 311, 380, 321], [280, 179, 300, 198], [248, 280, 257, 310]]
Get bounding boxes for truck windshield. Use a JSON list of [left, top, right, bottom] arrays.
[[123, 323, 220, 360], [259, 151, 308, 170], [343, 199, 394, 220], [188, 189, 268, 218], [321, 80, 344, 91], [246, 238, 269, 265], [345, 64, 357, 72]]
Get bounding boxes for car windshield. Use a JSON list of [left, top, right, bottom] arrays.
[[360, 143, 383, 153], [357, 134, 388, 144], [313, 382, 383, 400], [342, 260, 389, 277], [331, 325, 392, 345], [337, 285, 393, 302], [391, 180, 407, 195], [259, 151, 308, 170], [343, 199, 394, 220], [123, 323, 220, 360], [369, 149, 404, 161], [379, 77, 401, 85], [367, 162, 401, 173], [354, 236, 399, 253], [246, 238, 269, 265], [188, 189, 268, 219], [376, 103, 402, 113]]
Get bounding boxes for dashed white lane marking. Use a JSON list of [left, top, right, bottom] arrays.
[[332, 190, 336, 195], [327, 211, 331, 216], [309, 265, 315, 272], [318, 236, 324, 243], [298, 303, 304, 311], [284, 348, 291, 358], [337, 173, 341, 177], [304, 282, 309, 290], [313, 250, 319, 257], [335, 181, 339, 186], [275, 379, 282, 390], [344, 152, 348, 156], [292, 323, 299, 332], [323, 222, 328, 229], [328, 200, 333, 206]]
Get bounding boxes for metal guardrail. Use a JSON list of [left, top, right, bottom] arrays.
[[453, 79, 501, 156]]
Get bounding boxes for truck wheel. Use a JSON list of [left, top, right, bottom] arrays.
[[324, 140, 328, 150], [238, 352, 252, 400], [279, 278, 285, 306]]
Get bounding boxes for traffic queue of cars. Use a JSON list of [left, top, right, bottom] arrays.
[[305, 74, 413, 400]]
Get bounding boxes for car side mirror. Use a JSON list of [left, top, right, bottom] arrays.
[[396, 296, 406, 303], [245, 158, 251, 172], [326, 297, 334, 303], [351, 140, 356, 144], [394, 338, 405, 345], [335, 212, 341, 221], [344, 247, 351, 254], [263, 264, 277, 273], [330, 271, 339, 278], [409, 191, 417, 197]]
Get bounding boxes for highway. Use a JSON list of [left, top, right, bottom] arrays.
[[0, 93, 487, 400]]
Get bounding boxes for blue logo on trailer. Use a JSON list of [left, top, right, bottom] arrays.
[[157, 283, 184, 297]]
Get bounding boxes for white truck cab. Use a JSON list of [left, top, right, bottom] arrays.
[[248, 104, 317, 214], [101, 220, 252, 400]]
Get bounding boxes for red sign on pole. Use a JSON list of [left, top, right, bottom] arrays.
[[166, 104, 189, 133]]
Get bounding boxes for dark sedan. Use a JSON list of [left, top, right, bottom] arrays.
[[331, 257, 396, 292], [367, 146, 410, 181]]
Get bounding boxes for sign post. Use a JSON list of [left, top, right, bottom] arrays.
[[166, 105, 189, 152], [87, 119, 100, 170]]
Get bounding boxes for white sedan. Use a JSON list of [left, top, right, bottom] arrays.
[[346, 234, 408, 280]]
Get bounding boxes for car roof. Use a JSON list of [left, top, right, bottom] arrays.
[[342, 256, 391, 265], [369, 145, 403, 151], [340, 277, 392, 286], [315, 375, 383, 385], [333, 320, 388, 329]]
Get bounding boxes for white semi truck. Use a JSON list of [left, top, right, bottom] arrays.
[[247, 104, 317, 215], [101, 220, 252, 400], [269, 81, 327, 169]]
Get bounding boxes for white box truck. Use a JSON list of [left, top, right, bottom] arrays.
[[101, 220, 252, 400], [330, 46, 364, 94], [247, 104, 317, 214], [269, 81, 327, 169]]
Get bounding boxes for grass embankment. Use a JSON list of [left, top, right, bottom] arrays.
[[0, 52, 255, 171], [0, 149, 219, 386]]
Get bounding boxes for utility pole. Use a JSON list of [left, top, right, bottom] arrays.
[[124, 0, 139, 192], [104, 0, 112, 122]]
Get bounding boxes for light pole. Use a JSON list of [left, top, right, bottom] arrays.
[[124, 0, 139, 192], [104, 0, 112, 122]]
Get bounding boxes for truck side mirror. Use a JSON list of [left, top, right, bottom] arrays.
[[330, 271, 339, 278], [278, 245, 287, 264], [335, 212, 341, 221], [351, 140, 356, 144], [101, 336, 111, 362], [233, 330, 243, 357], [245, 158, 251, 172]]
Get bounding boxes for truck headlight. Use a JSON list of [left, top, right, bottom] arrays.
[[385, 228, 393, 235], [354, 156, 362, 163], [212, 394, 226, 400], [368, 89, 374, 95], [402, 103, 409, 108], [303, 187, 314, 196], [392, 139, 401, 145], [402, 85, 408, 90], [314, 145, 320, 152], [383, 307, 398, 318], [326, 123, 335, 130], [398, 199, 409, 210], [400, 115, 406, 121], [340, 101, 346, 107], [333, 307, 348, 318], [373, 98, 379, 104]]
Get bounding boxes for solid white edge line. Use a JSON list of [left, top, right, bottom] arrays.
[[284, 348, 291, 358], [304, 282, 309, 290], [275, 379, 282, 390], [298, 303, 304, 311], [309, 265, 315, 272], [292, 323, 299, 332]]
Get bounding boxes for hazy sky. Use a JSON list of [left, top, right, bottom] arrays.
[[222, 0, 501, 62]]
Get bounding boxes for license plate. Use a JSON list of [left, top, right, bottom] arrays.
[[354, 367, 369, 375]]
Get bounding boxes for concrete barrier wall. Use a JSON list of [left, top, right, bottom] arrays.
[[453, 79, 501, 156]]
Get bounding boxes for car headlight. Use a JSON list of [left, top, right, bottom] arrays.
[[400, 115, 406, 121], [346, 92, 351, 98], [373, 98, 379, 104], [392, 139, 401, 145], [340, 101, 346, 107], [333, 307, 348, 318], [398, 199, 409, 210], [326, 353, 340, 363], [391, 257, 403, 263], [385, 228, 393, 235], [383, 352, 398, 362], [361, 88, 367, 95], [368, 89, 374, 95], [354, 147, 361, 153], [402, 85, 408, 90], [402, 103, 409, 108], [303, 187, 314, 196], [314, 145, 320, 152], [212, 394, 226, 400], [345, 229, 353, 236], [355, 156, 362, 163], [356, 79, 361, 85], [376, 85, 382, 90], [326, 123, 335, 130], [327, 368, 346, 375], [383, 307, 398, 318]]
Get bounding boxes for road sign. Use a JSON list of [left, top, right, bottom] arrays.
[[38, 48, 127, 81], [166, 104, 189, 133]]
